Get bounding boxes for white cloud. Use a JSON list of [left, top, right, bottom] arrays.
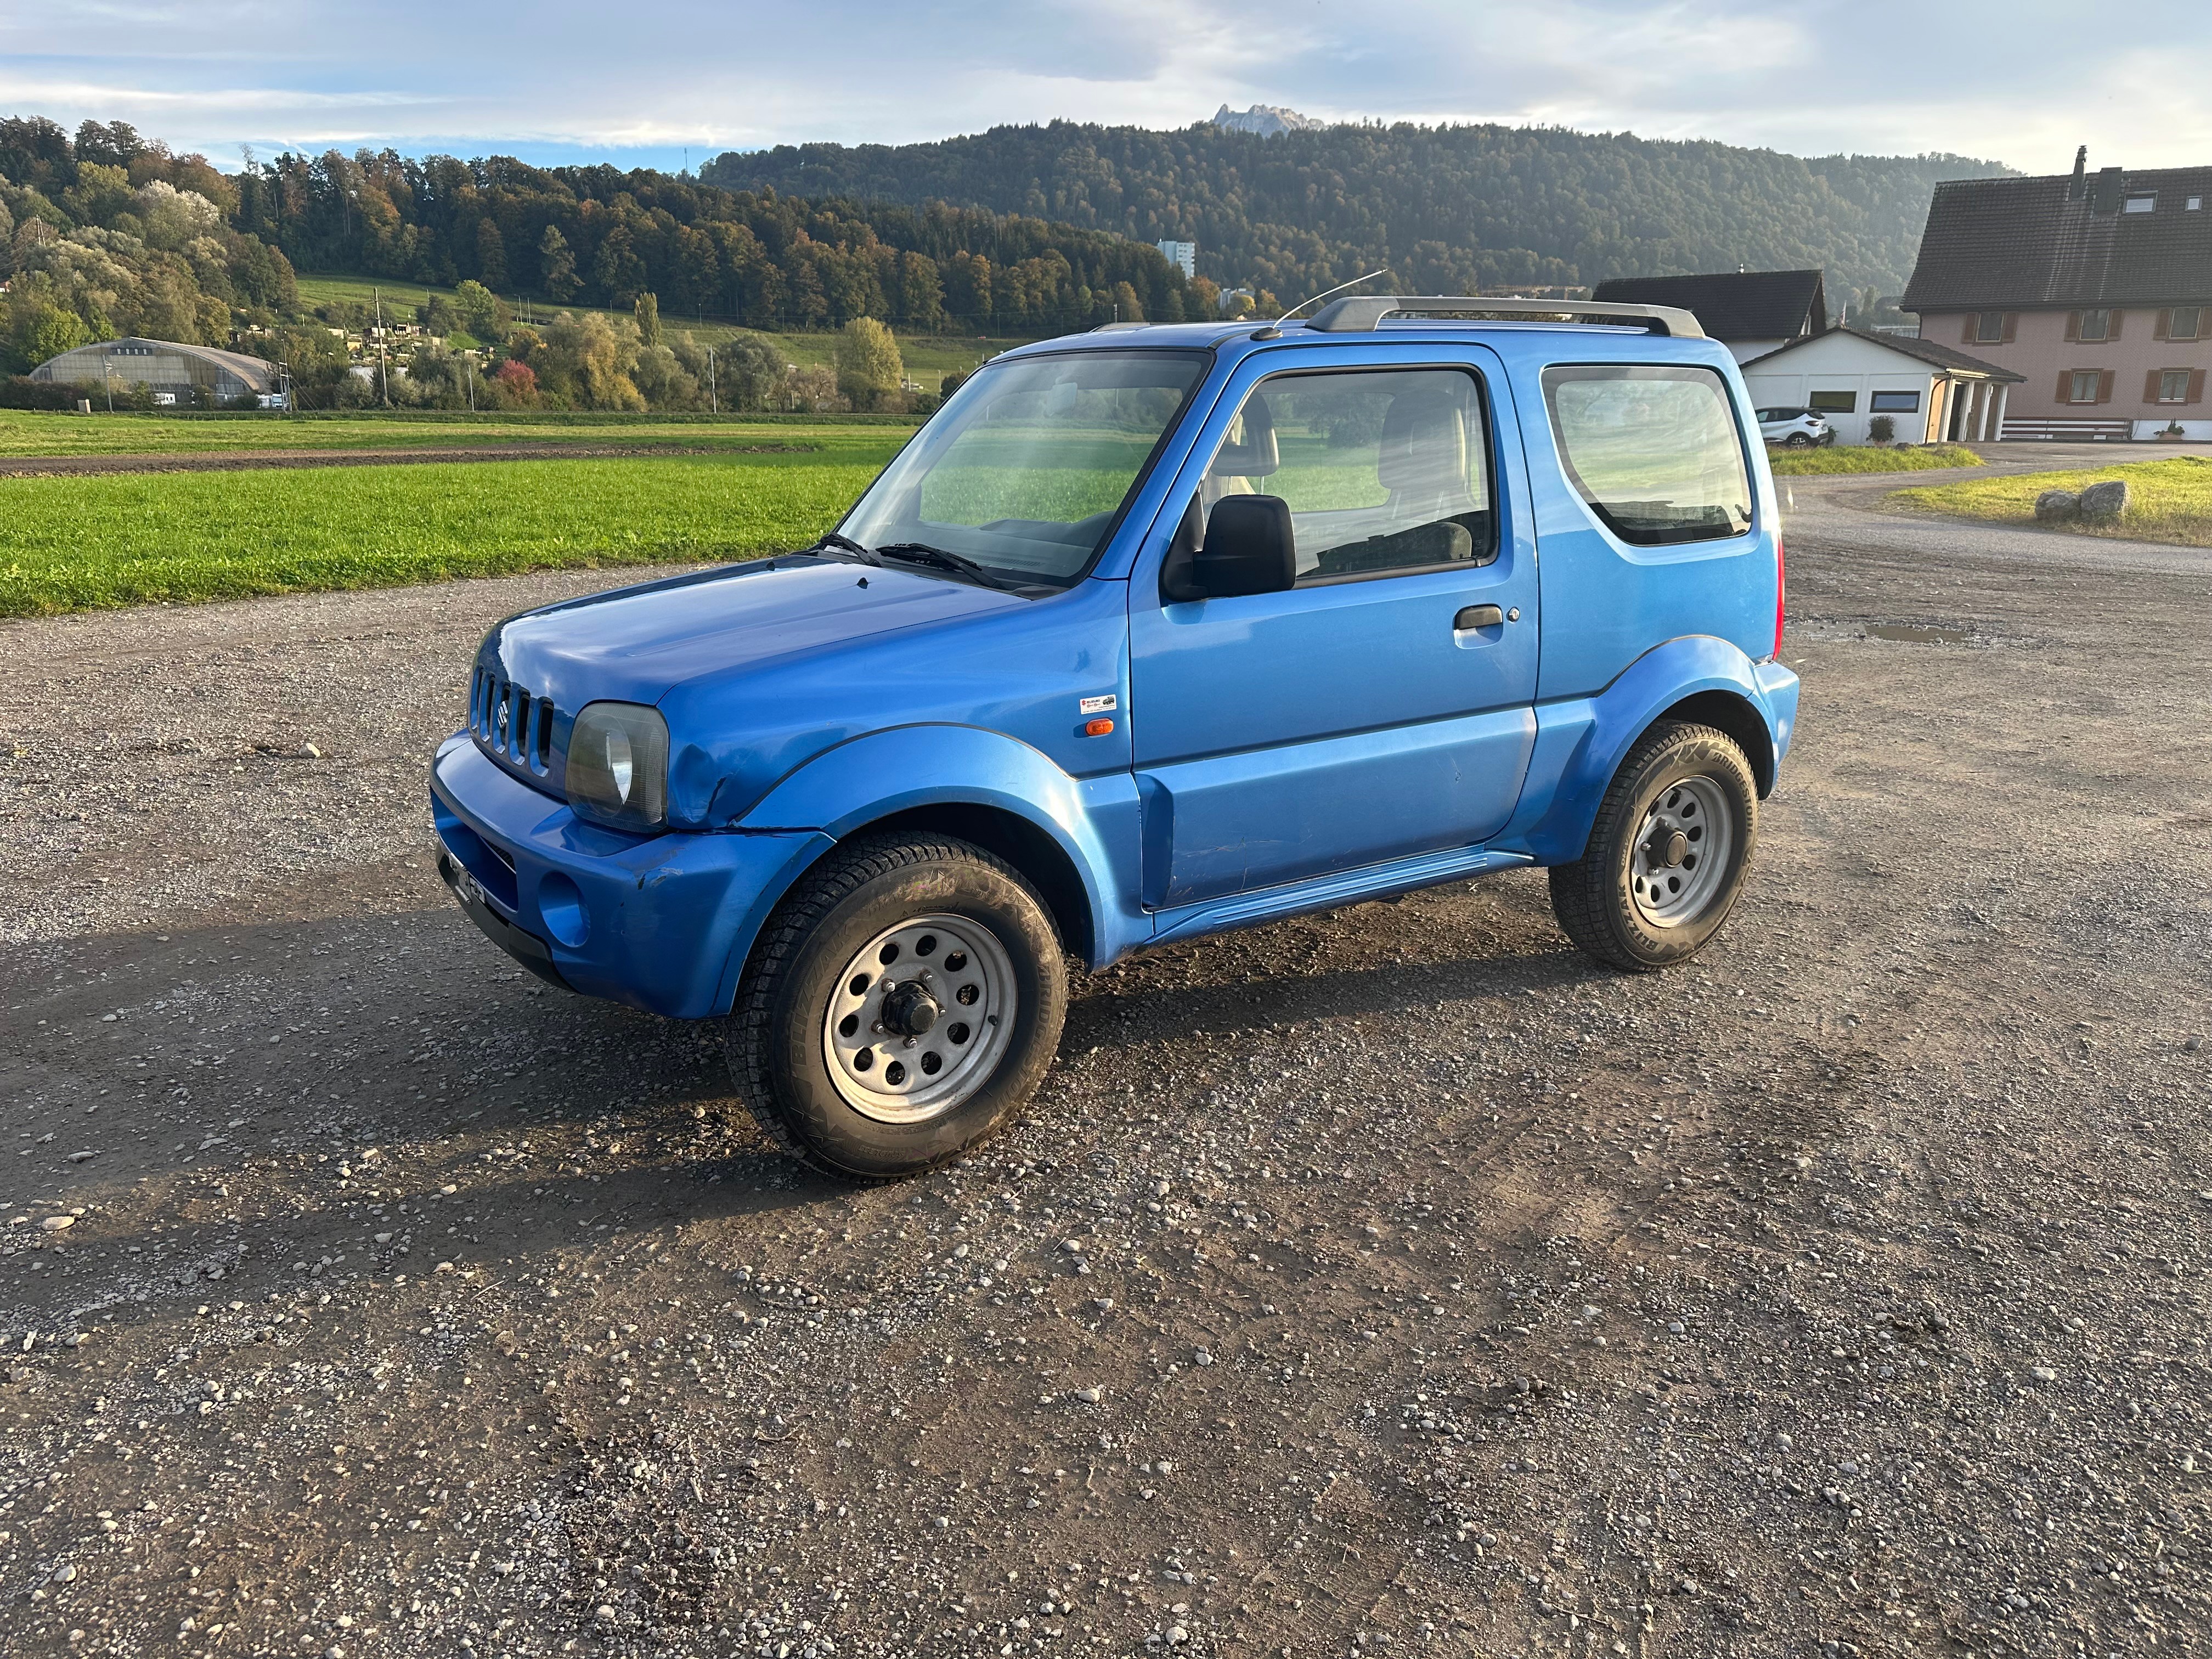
[[2, 0, 2207, 170]]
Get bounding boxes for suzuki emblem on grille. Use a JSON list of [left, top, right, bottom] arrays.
[[496, 699, 510, 738]]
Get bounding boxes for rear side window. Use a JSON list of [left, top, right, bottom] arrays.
[[1203, 368, 1496, 582], [1543, 365, 1753, 546]]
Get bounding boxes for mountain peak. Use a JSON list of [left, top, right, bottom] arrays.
[[1211, 103, 1325, 137]]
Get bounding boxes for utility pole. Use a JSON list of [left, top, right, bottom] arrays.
[[467, 359, 476, 414], [707, 346, 716, 415], [375, 286, 390, 407], [100, 346, 114, 414]]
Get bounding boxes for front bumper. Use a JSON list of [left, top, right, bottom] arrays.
[[429, 736, 831, 1020]]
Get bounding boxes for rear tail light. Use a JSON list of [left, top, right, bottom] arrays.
[[1773, 536, 1786, 657]]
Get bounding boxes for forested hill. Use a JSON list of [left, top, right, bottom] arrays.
[[3, 114, 1218, 345], [702, 122, 2014, 303]]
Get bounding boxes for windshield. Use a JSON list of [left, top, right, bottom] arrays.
[[838, 349, 1209, 586]]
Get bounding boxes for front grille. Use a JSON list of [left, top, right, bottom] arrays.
[[470, 668, 556, 774]]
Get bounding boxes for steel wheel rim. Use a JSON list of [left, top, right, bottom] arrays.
[[821, 913, 1017, 1124], [1629, 775, 1734, 928]]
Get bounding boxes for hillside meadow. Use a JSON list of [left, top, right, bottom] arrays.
[[291, 273, 1028, 385]]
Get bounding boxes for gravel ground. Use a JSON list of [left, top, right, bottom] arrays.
[[2, 496, 2210, 1659]]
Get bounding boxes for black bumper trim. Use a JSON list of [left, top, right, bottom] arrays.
[[438, 850, 572, 992]]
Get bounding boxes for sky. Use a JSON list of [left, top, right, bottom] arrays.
[[7, 0, 2210, 176]]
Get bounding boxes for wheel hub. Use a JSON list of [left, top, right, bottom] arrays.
[[879, 980, 941, 1037], [1628, 775, 1735, 928], [1645, 827, 1690, 869], [821, 915, 1017, 1124]]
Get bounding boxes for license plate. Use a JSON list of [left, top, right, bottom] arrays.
[[441, 850, 494, 911]]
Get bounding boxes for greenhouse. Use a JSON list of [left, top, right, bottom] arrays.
[[31, 337, 280, 405]]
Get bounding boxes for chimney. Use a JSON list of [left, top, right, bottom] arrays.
[[2070, 145, 2087, 200]]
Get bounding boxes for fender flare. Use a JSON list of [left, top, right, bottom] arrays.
[[726, 723, 1136, 971], [1504, 636, 1791, 866]]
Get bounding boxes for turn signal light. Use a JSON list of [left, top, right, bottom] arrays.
[[1084, 718, 1115, 737]]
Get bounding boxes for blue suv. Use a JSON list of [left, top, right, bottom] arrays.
[[431, 296, 1797, 1177]]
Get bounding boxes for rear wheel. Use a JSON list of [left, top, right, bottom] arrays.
[[1783, 432, 1813, 448], [1549, 721, 1758, 971], [725, 835, 1067, 1179]]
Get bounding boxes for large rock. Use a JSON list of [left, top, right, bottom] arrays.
[[2033, 489, 2079, 522], [2078, 479, 2131, 522]]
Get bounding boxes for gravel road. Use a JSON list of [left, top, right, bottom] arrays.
[[3, 490, 2210, 1659]]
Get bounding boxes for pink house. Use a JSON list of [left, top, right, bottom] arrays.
[[1903, 150, 2212, 441]]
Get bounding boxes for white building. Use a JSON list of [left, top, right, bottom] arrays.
[[1155, 240, 1197, 279], [1740, 326, 2025, 445]]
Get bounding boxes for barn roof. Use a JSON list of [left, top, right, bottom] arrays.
[[1588, 269, 1827, 342]]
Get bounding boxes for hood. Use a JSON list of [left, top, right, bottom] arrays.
[[481, 556, 1025, 710]]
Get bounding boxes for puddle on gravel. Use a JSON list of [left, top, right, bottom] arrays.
[[1864, 623, 1972, 644]]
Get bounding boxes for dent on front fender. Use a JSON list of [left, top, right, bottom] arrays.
[[1496, 635, 1793, 866]]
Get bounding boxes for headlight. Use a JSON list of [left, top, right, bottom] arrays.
[[565, 702, 668, 830]]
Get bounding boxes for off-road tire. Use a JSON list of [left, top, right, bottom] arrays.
[[725, 834, 1068, 1180], [1549, 720, 1758, 972]]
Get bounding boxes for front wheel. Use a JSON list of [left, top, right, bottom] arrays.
[[1549, 721, 1758, 971], [725, 835, 1068, 1178]]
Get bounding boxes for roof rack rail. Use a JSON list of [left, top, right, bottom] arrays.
[[1304, 295, 1703, 338]]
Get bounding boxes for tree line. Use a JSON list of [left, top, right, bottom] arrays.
[[226, 148, 1206, 334], [0, 118, 296, 381], [701, 119, 2015, 304], [0, 113, 1217, 414]]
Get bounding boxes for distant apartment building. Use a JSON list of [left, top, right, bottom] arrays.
[[1155, 240, 1197, 279], [1903, 150, 2212, 439], [1589, 269, 1827, 365]]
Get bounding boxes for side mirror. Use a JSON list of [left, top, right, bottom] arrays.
[[1190, 495, 1295, 598]]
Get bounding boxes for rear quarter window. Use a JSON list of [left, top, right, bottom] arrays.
[[1543, 365, 1753, 546]]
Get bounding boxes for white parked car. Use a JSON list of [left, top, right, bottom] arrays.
[[1756, 407, 1834, 447]]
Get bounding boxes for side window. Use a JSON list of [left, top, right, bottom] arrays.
[[1542, 365, 1753, 546], [1201, 368, 1496, 582]]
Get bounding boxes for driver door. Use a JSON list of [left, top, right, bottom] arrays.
[[1128, 347, 1539, 911]]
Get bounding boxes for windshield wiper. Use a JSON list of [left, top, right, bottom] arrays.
[[804, 531, 882, 565], [872, 543, 1029, 591]]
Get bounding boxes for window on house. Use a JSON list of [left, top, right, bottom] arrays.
[[2169, 307, 2203, 341], [2190, 198, 2204, 211], [2076, 309, 2112, 342], [2069, 370, 2102, 403], [2124, 195, 2156, 213], [1973, 312, 2007, 343], [2158, 369, 2193, 403], [1808, 390, 1857, 413], [1869, 391, 1921, 413]]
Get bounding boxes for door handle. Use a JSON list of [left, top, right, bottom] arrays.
[[1453, 604, 1505, 630]]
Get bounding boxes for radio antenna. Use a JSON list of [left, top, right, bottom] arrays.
[[1277, 268, 1392, 323]]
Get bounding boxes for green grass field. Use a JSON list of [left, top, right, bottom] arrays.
[[1889, 455, 2212, 546], [1766, 443, 1984, 475], [291, 272, 1030, 383], [0, 445, 909, 617], [0, 409, 917, 459]]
